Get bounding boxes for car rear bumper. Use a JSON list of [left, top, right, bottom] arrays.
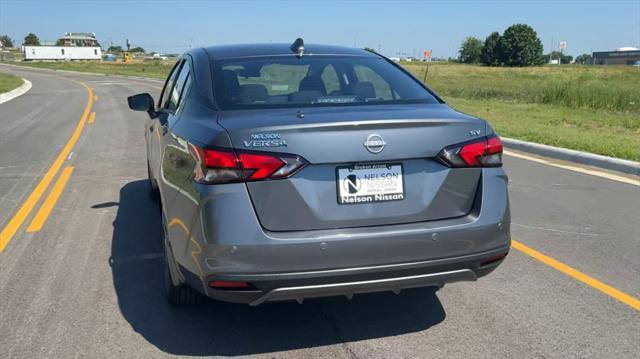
[[169, 167, 510, 304], [185, 245, 509, 305]]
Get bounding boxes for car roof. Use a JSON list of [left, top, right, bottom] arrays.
[[200, 43, 376, 60]]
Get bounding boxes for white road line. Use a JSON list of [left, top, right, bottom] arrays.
[[504, 150, 640, 187]]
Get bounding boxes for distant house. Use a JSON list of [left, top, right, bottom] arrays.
[[23, 46, 101, 61], [592, 47, 640, 65], [59, 32, 100, 47], [23, 32, 102, 61]]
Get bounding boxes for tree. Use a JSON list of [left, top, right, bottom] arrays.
[[543, 51, 572, 64], [0, 35, 14, 48], [458, 37, 483, 64], [129, 46, 145, 53], [481, 32, 502, 66], [23, 33, 40, 46], [560, 54, 573, 64], [55, 39, 64, 46], [575, 53, 593, 65], [107, 45, 123, 53], [499, 24, 543, 66]]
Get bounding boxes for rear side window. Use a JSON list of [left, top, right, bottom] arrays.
[[212, 56, 439, 110], [167, 61, 191, 111], [159, 60, 182, 108]]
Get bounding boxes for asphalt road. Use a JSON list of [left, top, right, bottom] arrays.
[[0, 65, 638, 359]]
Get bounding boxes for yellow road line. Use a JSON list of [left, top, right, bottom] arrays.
[[26, 167, 75, 232], [0, 83, 93, 253], [504, 150, 640, 187], [88, 111, 96, 124], [512, 239, 640, 311]]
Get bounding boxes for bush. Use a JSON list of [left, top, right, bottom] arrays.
[[575, 54, 593, 65]]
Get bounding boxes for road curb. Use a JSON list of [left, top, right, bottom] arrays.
[[0, 78, 32, 104], [502, 137, 640, 176]]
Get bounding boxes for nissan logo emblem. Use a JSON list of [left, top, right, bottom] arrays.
[[363, 134, 386, 154]]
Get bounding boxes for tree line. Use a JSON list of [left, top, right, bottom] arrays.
[[458, 24, 592, 66], [1, 33, 41, 47]]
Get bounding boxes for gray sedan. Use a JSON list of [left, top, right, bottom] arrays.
[[127, 39, 510, 306]]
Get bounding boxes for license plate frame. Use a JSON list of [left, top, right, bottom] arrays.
[[336, 163, 405, 205]]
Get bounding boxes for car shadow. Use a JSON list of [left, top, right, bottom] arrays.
[[110, 180, 446, 357]]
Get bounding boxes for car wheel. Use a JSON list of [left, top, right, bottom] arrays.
[[161, 212, 202, 306], [147, 161, 159, 202]]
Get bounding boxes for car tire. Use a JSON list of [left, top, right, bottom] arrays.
[[147, 161, 159, 202], [161, 213, 202, 306]]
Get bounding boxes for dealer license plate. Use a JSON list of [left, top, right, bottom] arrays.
[[336, 164, 404, 205]]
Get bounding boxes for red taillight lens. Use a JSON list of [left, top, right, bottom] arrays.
[[203, 148, 238, 168], [239, 152, 285, 180], [437, 135, 503, 168], [458, 140, 488, 167], [190, 144, 308, 184]]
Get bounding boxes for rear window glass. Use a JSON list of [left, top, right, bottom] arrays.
[[212, 56, 440, 110]]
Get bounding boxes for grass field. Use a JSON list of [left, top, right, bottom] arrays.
[[0, 72, 23, 93], [4, 60, 639, 161], [405, 63, 640, 161], [7, 60, 172, 80]]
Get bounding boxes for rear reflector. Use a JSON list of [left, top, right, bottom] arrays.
[[208, 280, 251, 289], [190, 144, 308, 184], [480, 252, 508, 267], [437, 135, 503, 168]]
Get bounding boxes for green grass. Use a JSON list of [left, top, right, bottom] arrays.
[[5, 60, 639, 161], [6, 60, 174, 80], [405, 62, 640, 113], [0, 72, 23, 93], [448, 97, 640, 161], [404, 63, 640, 161]]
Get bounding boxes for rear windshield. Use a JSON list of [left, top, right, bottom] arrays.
[[212, 55, 441, 110]]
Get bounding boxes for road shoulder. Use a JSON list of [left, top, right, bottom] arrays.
[[503, 137, 640, 176], [0, 77, 32, 104]]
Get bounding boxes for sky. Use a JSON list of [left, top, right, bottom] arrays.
[[1, 0, 639, 58]]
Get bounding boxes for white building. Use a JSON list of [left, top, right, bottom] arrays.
[[23, 46, 102, 61]]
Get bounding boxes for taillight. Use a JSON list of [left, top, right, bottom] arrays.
[[437, 135, 503, 168], [190, 144, 308, 184]]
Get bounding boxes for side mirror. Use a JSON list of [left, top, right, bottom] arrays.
[[127, 93, 158, 118]]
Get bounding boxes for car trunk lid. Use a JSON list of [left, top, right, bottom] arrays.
[[218, 104, 486, 231]]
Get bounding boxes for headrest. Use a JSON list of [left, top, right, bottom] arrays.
[[299, 76, 327, 95]]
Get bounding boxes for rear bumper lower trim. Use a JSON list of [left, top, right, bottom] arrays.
[[248, 268, 476, 306]]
